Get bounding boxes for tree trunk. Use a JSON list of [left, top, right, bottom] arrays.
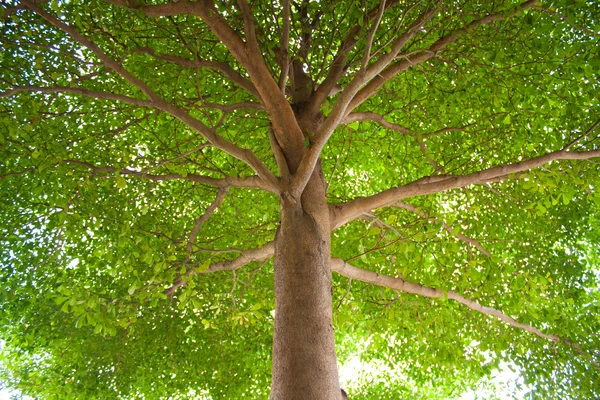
[[270, 166, 341, 399]]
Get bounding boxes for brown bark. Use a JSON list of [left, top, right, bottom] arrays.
[[271, 166, 341, 400], [271, 100, 341, 397]]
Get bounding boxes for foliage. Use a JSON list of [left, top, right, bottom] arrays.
[[1, 0, 599, 398]]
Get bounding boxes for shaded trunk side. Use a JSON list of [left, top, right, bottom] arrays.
[[270, 168, 341, 400]]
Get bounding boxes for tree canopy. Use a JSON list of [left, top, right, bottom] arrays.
[[1, 0, 599, 398]]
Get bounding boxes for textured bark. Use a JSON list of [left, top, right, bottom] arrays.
[[271, 166, 341, 399]]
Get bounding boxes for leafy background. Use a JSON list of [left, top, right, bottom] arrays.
[[1, 0, 599, 398]]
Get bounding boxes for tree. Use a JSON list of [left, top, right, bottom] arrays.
[[0, 0, 599, 398]]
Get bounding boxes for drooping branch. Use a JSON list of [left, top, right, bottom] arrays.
[[164, 241, 275, 297], [0, 161, 264, 187], [0, 168, 37, 180], [198, 101, 264, 112], [331, 258, 558, 340], [530, 5, 595, 35], [394, 201, 491, 257], [1, 86, 260, 120], [22, 0, 279, 192], [331, 148, 600, 229], [22, 0, 157, 101], [331, 258, 600, 369]]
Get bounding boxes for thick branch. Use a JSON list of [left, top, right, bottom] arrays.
[[225, 0, 305, 164], [24, 0, 278, 191], [269, 125, 290, 177], [112, 0, 305, 164], [164, 241, 275, 296], [331, 258, 558, 340], [331, 258, 599, 369], [331, 148, 600, 229], [290, 7, 436, 196]]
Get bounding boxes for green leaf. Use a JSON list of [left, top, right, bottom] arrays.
[[368, 227, 380, 236], [128, 283, 138, 296], [196, 260, 211, 273], [115, 175, 127, 189]]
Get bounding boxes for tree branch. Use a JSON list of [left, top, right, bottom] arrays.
[[308, 0, 404, 112], [331, 257, 559, 341], [0, 85, 154, 107], [110, 0, 306, 166], [269, 125, 290, 177], [394, 201, 491, 257], [348, 0, 538, 111], [331, 258, 600, 369], [0, 168, 37, 180], [133, 46, 259, 97], [563, 118, 600, 151], [0, 145, 271, 191], [22, 0, 158, 100], [198, 101, 264, 112], [23, 0, 279, 192], [64, 160, 276, 192], [360, 0, 387, 74], [187, 188, 228, 252], [342, 112, 476, 138], [331, 148, 600, 229], [278, 0, 291, 93], [531, 5, 595, 36], [164, 241, 275, 296], [290, 6, 437, 197], [343, 112, 412, 134]]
